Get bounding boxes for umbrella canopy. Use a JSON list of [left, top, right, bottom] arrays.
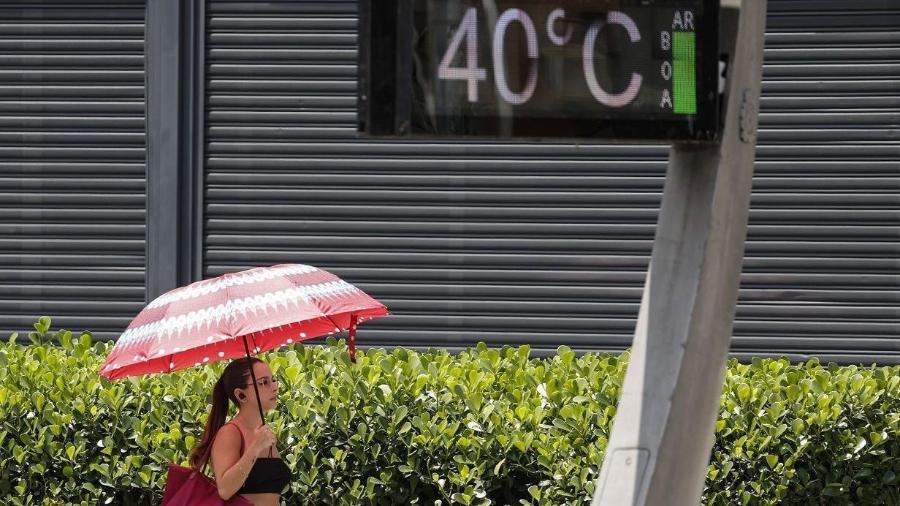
[[99, 264, 388, 380]]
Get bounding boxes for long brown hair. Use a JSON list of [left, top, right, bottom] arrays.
[[189, 357, 262, 470]]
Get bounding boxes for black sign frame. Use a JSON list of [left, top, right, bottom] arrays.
[[358, 0, 720, 142]]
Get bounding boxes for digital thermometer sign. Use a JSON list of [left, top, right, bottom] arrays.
[[359, 0, 720, 141]]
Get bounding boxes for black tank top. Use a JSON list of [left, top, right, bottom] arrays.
[[223, 422, 292, 496]]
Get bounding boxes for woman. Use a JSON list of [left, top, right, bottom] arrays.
[[189, 357, 292, 505]]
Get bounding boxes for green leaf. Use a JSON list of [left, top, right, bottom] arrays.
[[823, 483, 845, 496], [393, 405, 409, 422], [737, 384, 751, 402], [35, 316, 51, 335], [138, 466, 152, 486]]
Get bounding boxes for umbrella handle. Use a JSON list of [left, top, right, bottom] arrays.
[[241, 336, 266, 426], [348, 314, 359, 363]]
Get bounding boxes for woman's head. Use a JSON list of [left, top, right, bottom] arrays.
[[189, 357, 278, 470], [230, 359, 280, 413]]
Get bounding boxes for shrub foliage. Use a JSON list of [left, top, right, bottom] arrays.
[[1, 318, 897, 505]]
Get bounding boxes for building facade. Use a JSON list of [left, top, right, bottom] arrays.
[[2, 0, 898, 363]]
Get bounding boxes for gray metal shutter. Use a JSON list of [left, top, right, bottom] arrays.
[[747, 0, 899, 364], [204, 0, 899, 364], [0, 1, 147, 340]]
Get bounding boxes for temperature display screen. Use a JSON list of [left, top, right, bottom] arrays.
[[358, 0, 720, 141]]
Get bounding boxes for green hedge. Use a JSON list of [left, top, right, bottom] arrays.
[[1, 318, 898, 505]]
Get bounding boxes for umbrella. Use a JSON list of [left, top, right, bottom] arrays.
[[99, 263, 388, 420]]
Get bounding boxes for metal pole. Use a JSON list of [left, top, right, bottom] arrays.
[[241, 335, 266, 425], [593, 1, 767, 504], [348, 314, 359, 362]]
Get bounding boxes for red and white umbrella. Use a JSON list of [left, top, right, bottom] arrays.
[[99, 264, 388, 380]]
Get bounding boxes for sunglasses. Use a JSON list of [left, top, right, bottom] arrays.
[[245, 377, 279, 388]]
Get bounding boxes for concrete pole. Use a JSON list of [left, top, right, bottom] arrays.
[[592, 1, 767, 505]]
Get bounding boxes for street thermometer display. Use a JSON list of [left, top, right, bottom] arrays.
[[359, 0, 719, 141]]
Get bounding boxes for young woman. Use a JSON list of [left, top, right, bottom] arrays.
[[189, 357, 292, 505]]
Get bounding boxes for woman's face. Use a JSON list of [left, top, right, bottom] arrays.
[[238, 362, 279, 412]]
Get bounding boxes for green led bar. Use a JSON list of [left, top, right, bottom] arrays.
[[673, 31, 696, 115]]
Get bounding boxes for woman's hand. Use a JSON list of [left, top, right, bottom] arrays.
[[249, 424, 276, 457]]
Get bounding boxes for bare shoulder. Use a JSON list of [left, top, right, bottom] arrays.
[[211, 422, 242, 455], [210, 422, 242, 478], [212, 423, 243, 465]]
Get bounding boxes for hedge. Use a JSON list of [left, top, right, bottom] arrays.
[[1, 318, 897, 505]]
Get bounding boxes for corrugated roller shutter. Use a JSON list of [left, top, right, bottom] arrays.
[[204, 0, 899, 364], [740, 0, 899, 364], [0, 1, 147, 340]]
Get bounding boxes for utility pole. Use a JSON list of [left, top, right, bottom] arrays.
[[592, 1, 767, 504]]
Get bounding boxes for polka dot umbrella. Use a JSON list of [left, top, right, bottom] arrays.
[[99, 264, 389, 421]]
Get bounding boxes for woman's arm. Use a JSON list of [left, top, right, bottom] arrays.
[[210, 424, 258, 500]]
